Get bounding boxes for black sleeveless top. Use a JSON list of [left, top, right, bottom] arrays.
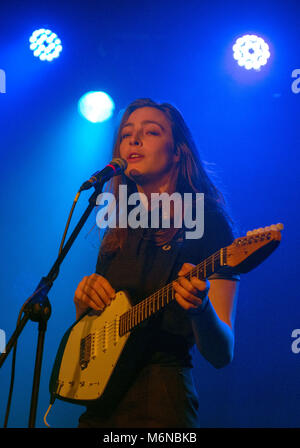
[[95, 208, 240, 368]]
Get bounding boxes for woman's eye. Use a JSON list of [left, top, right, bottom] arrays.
[[120, 129, 160, 140], [147, 130, 159, 135]]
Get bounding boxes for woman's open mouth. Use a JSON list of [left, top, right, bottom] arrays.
[[127, 153, 144, 162]]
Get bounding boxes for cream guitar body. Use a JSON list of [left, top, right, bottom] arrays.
[[52, 291, 132, 402]]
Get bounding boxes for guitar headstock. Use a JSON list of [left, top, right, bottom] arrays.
[[226, 223, 284, 273]]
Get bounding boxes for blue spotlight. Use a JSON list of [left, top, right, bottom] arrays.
[[29, 29, 62, 61], [233, 34, 270, 70], [78, 91, 115, 123]]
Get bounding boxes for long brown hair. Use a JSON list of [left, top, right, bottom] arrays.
[[100, 98, 230, 254]]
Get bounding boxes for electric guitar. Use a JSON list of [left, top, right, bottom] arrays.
[[49, 223, 283, 405]]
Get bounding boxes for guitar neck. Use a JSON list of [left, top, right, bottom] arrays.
[[119, 247, 227, 336]]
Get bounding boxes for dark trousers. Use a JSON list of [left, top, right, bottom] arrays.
[[78, 364, 200, 428]]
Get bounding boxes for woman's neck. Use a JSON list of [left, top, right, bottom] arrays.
[[136, 169, 178, 210]]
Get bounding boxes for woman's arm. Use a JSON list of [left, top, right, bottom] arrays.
[[190, 279, 239, 368], [173, 263, 239, 368]]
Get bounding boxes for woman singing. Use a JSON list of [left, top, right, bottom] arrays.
[[74, 98, 239, 428]]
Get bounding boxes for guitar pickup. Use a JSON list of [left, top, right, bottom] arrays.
[[114, 315, 120, 345], [102, 322, 109, 352]]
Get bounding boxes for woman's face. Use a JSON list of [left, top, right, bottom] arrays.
[[119, 107, 179, 187]]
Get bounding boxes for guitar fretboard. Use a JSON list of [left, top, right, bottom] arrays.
[[119, 247, 227, 336]]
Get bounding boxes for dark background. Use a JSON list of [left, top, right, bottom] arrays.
[[0, 0, 299, 428]]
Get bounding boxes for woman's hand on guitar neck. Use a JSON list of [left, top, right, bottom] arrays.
[[173, 263, 210, 312], [74, 273, 116, 320]]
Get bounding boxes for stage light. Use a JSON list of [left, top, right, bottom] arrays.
[[29, 29, 62, 61], [233, 35, 270, 70], [78, 91, 115, 123]]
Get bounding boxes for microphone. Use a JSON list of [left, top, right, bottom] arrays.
[[79, 158, 127, 191]]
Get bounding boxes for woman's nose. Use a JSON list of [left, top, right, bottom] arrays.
[[129, 132, 142, 146]]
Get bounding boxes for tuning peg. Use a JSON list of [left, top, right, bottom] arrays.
[[249, 229, 259, 235], [267, 223, 284, 231], [246, 223, 284, 238]]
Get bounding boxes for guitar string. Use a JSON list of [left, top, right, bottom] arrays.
[[85, 249, 224, 353], [120, 250, 223, 334], [71, 231, 282, 363], [117, 251, 221, 335], [81, 230, 282, 353]]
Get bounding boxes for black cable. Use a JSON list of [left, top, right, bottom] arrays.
[[58, 191, 81, 256], [3, 302, 28, 427]]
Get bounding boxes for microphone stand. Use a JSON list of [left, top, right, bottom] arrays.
[[0, 181, 104, 428]]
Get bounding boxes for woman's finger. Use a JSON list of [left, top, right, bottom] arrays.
[[173, 280, 203, 307]]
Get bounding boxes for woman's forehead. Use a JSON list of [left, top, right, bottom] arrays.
[[125, 107, 171, 128]]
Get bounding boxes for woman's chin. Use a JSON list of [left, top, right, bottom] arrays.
[[127, 168, 147, 184]]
